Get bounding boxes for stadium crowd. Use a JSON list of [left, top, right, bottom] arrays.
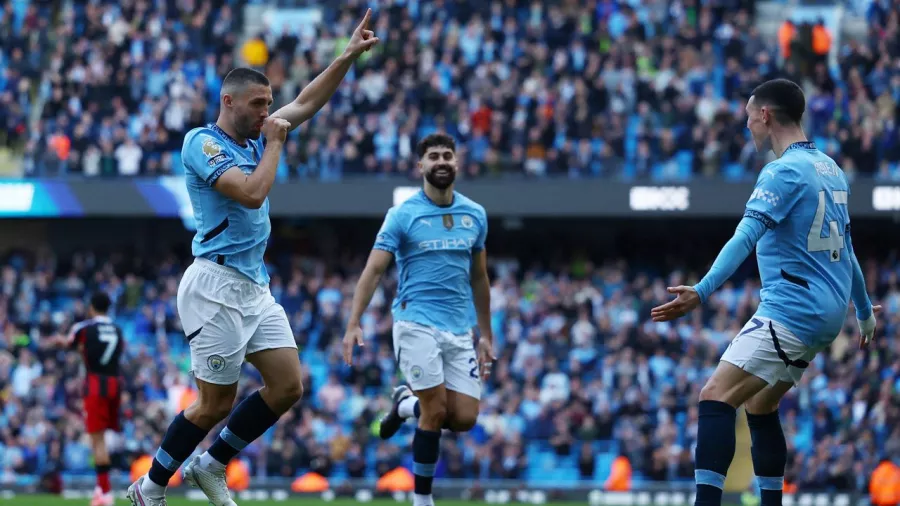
[[3, 0, 898, 180], [0, 244, 898, 491]]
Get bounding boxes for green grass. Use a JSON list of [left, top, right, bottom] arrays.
[[0, 497, 579, 506]]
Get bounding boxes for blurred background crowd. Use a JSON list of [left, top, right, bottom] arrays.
[[0, 238, 898, 489], [2, 0, 898, 180]]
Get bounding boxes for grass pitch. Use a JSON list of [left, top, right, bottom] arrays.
[[0, 497, 579, 506]]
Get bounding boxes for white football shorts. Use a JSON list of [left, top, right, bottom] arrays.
[[177, 258, 296, 385], [721, 315, 824, 386], [392, 320, 481, 400]]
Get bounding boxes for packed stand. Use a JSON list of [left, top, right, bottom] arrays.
[[799, 0, 900, 181], [0, 246, 897, 491], [0, 0, 48, 154], [16, 0, 899, 180]]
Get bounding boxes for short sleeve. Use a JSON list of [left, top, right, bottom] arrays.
[[67, 323, 85, 349], [374, 207, 404, 254], [473, 209, 488, 251], [744, 163, 802, 229], [183, 133, 237, 187]]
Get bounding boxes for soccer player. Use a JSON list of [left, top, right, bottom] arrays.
[[54, 292, 125, 506], [650, 78, 882, 506], [126, 11, 379, 506], [343, 133, 495, 506]]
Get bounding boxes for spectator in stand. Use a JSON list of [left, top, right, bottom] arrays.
[[0, 244, 897, 488], [9, 0, 899, 180]]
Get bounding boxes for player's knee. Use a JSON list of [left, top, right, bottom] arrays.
[[279, 377, 304, 405], [448, 411, 477, 432], [745, 397, 779, 415], [419, 402, 448, 429], [260, 376, 303, 415], [191, 401, 232, 427], [190, 392, 235, 426], [699, 378, 725, 403]]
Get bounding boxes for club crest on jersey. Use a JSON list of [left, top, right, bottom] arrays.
[[202, 137, 222, 158], [460, 215, 473, 229], [443, 214, 454, 230], [207, 355, 226, 372], [410, 366, 424, 381]]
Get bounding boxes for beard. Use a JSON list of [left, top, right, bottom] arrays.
[[424, 164, 456, 190], [237, 116, 261, 140]]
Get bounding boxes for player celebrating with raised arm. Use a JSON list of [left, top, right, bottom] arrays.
[[343, 133, 494, 506], [127, 11, 378, 506], [651, 79, 883, 506]]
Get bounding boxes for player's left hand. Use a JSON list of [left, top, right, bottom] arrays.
[[344, 8, 380, 58], [342, 325, 364, 365], [476, 337, 496, 381], [650, 285, 702, 322], [858, 305, 882, 349]]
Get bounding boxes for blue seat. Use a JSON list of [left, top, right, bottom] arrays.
[[594, 452, 615, 480]]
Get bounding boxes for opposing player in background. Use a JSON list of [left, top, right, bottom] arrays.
[[126, 10, 379, 506], [651, 78, 882, 506], [54, 293, 125, 506], [343, 133, 494, 506]]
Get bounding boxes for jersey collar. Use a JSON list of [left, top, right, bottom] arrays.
[[420, 189, 455, 208], [784, 141, 816, 152], [209, 123, 248, 148]]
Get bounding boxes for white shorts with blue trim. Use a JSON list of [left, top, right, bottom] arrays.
[[721, 315, 823, 386], [392, 320, 481, 400], [177, 258, 296, 385]]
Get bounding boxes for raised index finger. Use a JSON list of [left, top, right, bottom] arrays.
[[357, 8, 372, 32]]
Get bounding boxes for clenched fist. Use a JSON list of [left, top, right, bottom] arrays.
[[262, 117, 291, 144]]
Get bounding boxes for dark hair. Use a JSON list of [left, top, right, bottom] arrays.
[[90, 292, 112, 314], [751, 78, 806, 126], [416, 133, 457, 158], [222, 67, 270, 95]]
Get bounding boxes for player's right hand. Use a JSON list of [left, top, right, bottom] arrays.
[[650, 285, 702, 322], [858, 305, 882, 349], [344, 9, 380, 58], [342, 325, 364, 365], [262, 117, 291, 144]]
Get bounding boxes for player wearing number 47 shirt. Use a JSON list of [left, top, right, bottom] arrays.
[[55, 292, 125, 506], [343, 133, 494, 506], [651, 79, 884, 506]]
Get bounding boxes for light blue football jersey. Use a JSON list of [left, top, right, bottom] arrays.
[[374, 190, 488, 335], [181, 124, 271, 285], [744, 142, 852, 347]]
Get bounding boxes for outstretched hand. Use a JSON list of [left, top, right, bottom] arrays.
[[858, 304, 883, 350], [650, 285, 702, 322]]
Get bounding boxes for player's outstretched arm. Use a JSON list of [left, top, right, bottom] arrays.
[[651, 216, 766, 322], [848, 237, 873, 320], [271, 9, 379, 131], [214, 117, 290, 208], [343, 249, 393, 365], [847, 232, 882, 347], [470, 249, 496, 380]]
